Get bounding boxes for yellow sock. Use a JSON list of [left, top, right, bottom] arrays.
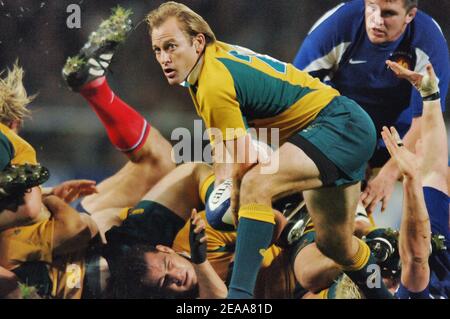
[[238, 203, 275, 224], [342, 238, 371, 271]]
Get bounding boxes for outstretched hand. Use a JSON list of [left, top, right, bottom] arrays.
[[386, 61, 438, 97], [51, 179, 98, 203], [360, 172, 396, 214], [381, 126, 419, 180]]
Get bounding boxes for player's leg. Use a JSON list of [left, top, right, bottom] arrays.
[[227, 142, 324, 298], [228, 143, 384, 298], [293, 241, 341, 293], [228, 96, 391, 298], [140, 162, 213, 219], [91, 162, 213, 240], [67, 72, 176, 213], [102, 162, 215, 279], [290, 206, 396, 294], [62, 8, 158, 162], [80, 126, 175, 214], [62, 8, 176, 213], [302, 184, 391, 298]]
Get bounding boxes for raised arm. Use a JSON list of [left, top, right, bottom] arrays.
[[382, 61, 446, 293], [0, 187, 44, 231], [190, 209, 227, 298], [43, 195, 99, 257], [382, 126, 430, 292]]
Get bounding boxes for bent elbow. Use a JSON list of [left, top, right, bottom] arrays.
[[16, 196, 42, 223], [22, 202, 42, 221], [18, 187, 43, 221]]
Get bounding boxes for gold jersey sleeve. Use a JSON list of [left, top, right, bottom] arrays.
[[0, 218, 87, 299], [0, 122, 37, 165]]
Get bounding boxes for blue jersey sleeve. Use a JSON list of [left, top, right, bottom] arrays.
[[423, 187, 449, 245], [396, 284, 432, 299], [292, 1, 363, 80], [410, 12, 449, 117]]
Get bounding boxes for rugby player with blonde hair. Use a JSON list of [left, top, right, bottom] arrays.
[[1, 7, 229, 295], [146, 1, 392, 299], [0, 62, 44, 230], [0, 61, 108, 298]]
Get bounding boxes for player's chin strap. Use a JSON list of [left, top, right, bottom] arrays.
[[184, 49, 206, 87]]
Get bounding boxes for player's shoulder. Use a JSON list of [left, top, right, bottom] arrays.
[[205, 41, 247, 69], [200, 41, 241, 89], [308, 0, 364, 36], [412, 10, 447, 46], [0, 122, 13, 137], [0, 123, 19, 151], [0, 126, 13, 149], [4, 127, 36, 162]]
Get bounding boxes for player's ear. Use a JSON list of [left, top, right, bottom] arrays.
[[9, 119, 22, 133], [405, 7, 417, 24], [193, 34, 206, 54], [155, 244, 175, 253]]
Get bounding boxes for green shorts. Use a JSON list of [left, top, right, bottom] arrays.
[[288, 96, 376, 186]]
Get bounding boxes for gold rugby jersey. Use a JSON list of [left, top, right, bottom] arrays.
[[186, 41, 340, 145], [0, 122, 37, 168]]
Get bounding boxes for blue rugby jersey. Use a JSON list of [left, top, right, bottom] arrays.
[[293, 0, 449, 166]]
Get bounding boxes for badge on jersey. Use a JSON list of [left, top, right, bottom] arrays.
[[387, 51, 414, 71]]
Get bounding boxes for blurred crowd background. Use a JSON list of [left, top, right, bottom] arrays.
[[0, 0, 449, 227]]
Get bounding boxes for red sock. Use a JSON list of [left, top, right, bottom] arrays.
[[79, 77, 150, 153]]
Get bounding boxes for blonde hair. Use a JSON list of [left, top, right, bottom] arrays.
[[146, 1, 216, 45], [0, 62, 34, 125], [334, 274, 364, 299]]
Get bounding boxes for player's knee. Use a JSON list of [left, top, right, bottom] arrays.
[[240, 170, 270, 204], [130, 127, 175, 169], [354, 219, 373, 238], [192, 162, 213, 183], [315, 236, 334, 260], [190, 161, 209, 175], [315, 234, 353, 265], [298, 274, 329, 293], [21, 205, 40, 222], [17, 191, 42, 222], [294, 246, 335, 292], [175, 162, 205, 182], [297, 266, 322, 292]]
